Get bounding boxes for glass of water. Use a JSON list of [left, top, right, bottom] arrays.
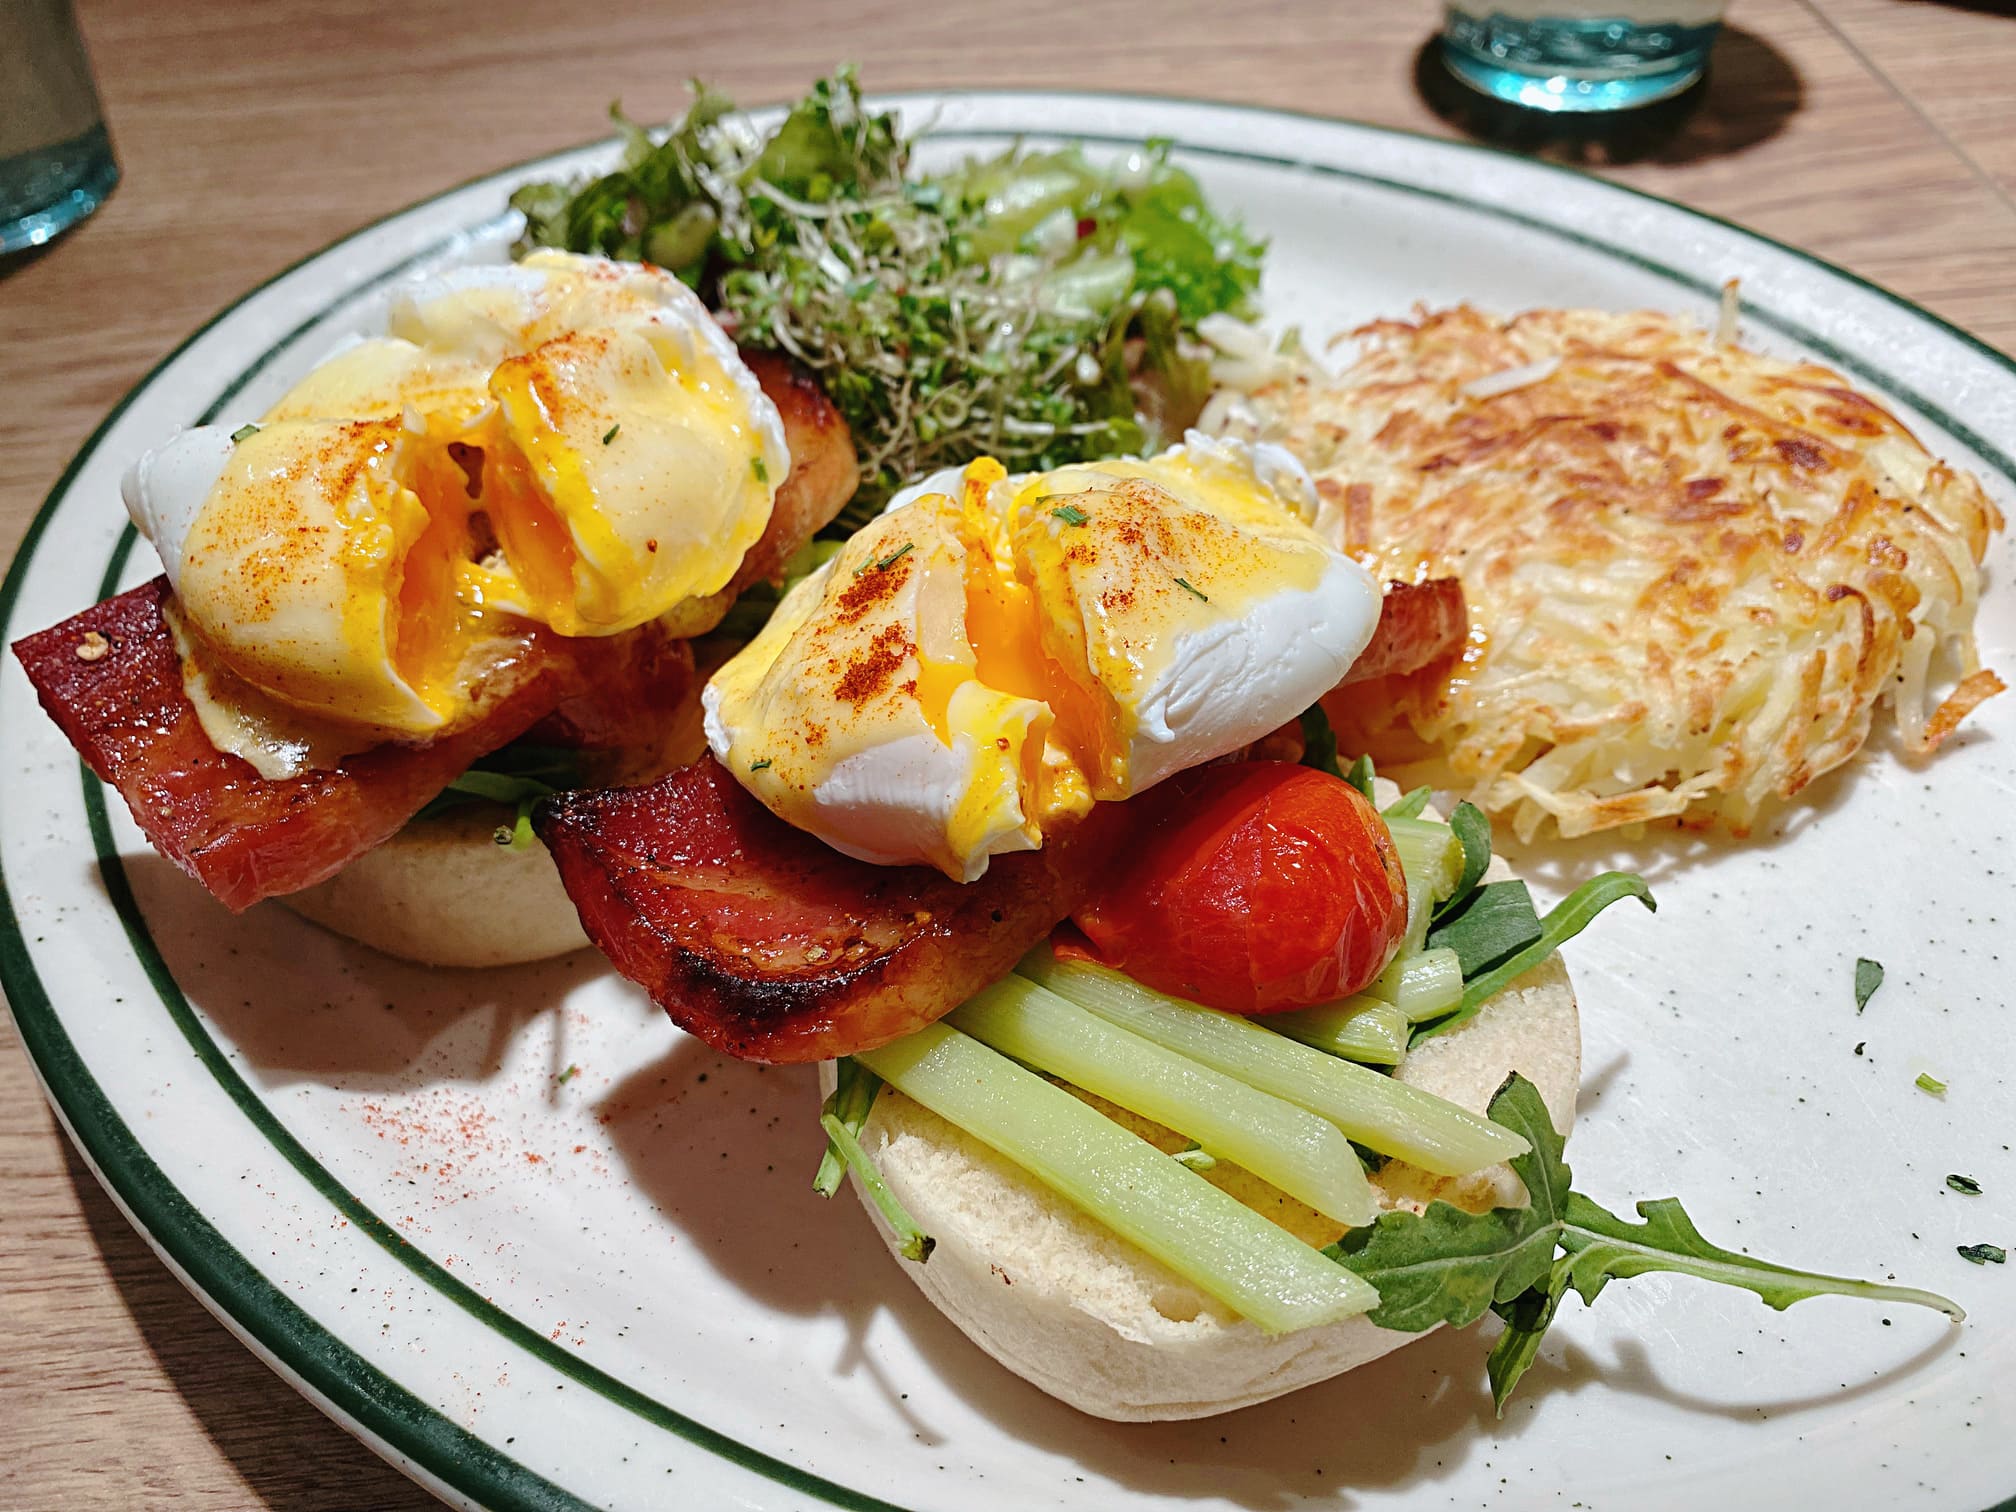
[[1, 0, 119, 254], [1440, 2, 1730, 113]]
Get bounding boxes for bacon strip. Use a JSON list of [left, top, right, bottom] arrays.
[[11, 578, 616, 911], [1341, 578, 1467, 685], [536, 759, 1114, 1063]]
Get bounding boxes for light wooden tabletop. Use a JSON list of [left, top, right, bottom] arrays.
[[4, 1, 2015, 1506]]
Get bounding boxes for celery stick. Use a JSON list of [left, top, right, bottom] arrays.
[[1396, 876, 1435, 960], [1385, 815, 1463, 901], [1364, 947, 1463, 1021], [1021, 952, 1528, 1177], [856, 1024, 1378, 1333], [950, 977, 1378, 1226], [1265, 997, 1410, 1066]]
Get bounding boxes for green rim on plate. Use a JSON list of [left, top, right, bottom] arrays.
[[3, 94, 2013, 1512]]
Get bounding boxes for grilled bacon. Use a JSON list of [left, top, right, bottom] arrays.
[[536, 759, 1118, 1063], [9, 353, 857, 914], [535, 578, 1464, 1062], [12, 578, 690, 911]]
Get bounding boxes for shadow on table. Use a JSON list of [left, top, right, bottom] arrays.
[[55, 1129, 436, 1511], [1413, 23, 1803, 167]]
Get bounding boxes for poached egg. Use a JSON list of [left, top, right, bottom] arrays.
[[703, 436, 1380, 881], [122, 251, 788, 771]]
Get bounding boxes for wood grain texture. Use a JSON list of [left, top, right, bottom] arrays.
[[1, 1, 2013, 1506]]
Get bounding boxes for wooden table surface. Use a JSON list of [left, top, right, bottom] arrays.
[[4, 1, 2015, 1506]]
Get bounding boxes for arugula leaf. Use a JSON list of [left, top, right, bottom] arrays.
[[1298, 704, 1344, 781], [1486, 1255, 1572, 1413], [1439, 801, 1493, 919], [413, 745, 588, 827], [1426, 880, 1543, 980], [1855, 956, 1884, 1013], [1382, 786, 1434, 821], [1332, 1075, 1964, 1413], [1414, 872, 1655, 1045]]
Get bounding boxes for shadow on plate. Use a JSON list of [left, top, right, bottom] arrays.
[[1412, 24, 1802, 169], [598, 1036, 1958, 1508], [117, 852, 616, 1094]]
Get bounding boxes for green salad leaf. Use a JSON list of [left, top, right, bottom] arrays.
[[513, 70, 1266, 530], [1414, 872, 1656, 1045], [1331, 1075, 1963, 1413], [1855, 956, 1884, 1013], [1439, 800, 1494, 918], [1426, 880, 1544, 979], [1298, 703, 1344, 781]]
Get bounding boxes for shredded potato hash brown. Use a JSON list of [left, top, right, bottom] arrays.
[[1217, 306, 2004, 839]]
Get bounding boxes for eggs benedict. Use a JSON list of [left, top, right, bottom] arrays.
[[13, 251, 858, 963]]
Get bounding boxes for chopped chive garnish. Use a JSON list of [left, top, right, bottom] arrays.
[[1051, 502, 1090, 527], [749, 757, 773, 772], [752, 454, 769, 483], [1948, 1174, 1983, 1196], [229, 423, 261, 443], [557, 1064, 579, 1084], [1855, 957, 1884, 1013], [1917, 1072, 1947, 1095], [878, 541, 916, 570], [1174, 576, 1209, 602], [1958, 1243, 2005, 1266], [602, 423, 620, 444]]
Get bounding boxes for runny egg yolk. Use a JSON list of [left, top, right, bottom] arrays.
[[704, 443, 1380, 882], [127, 252, 789, 746]]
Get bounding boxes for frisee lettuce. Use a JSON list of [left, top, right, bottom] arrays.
[[1330, 1074, 1962, 1413], [512, 69, 1265, 529]]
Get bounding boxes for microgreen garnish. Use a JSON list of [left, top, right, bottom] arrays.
[[229, 423, 261, 443], [1051, 502, 1090, 527], [1174, 576, 1209, 602], [1855, 957, 1884, 1013], [1328, 1074, 1962, 1414], [511, 70, 1264, 529], [815, 1064, 931, 1264], [752, 455, 769, 483], [1918, 1072, 1948, 1096], [1948, 1174, 1984, 1196], [749, 757, 773, 772], [1958, 1243, 2005, 1266], [814, 1057, 883, 1198], [602, 423, 620, 444]]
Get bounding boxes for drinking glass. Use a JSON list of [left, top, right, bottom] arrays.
[[1, 0, 119, 253], [1440, 2, 1731, 113]]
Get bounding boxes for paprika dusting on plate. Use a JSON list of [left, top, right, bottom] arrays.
[[1065, 761, 1408, 1014]]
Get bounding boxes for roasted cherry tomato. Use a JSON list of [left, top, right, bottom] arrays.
[[1067, 761, 1408, 1014]]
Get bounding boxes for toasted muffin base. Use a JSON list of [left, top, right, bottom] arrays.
[[821, 819, 1579, 1420], [279, 804, 589, 967]]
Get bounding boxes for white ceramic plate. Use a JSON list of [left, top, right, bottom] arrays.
[[4, 92, 2014, 1512]]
